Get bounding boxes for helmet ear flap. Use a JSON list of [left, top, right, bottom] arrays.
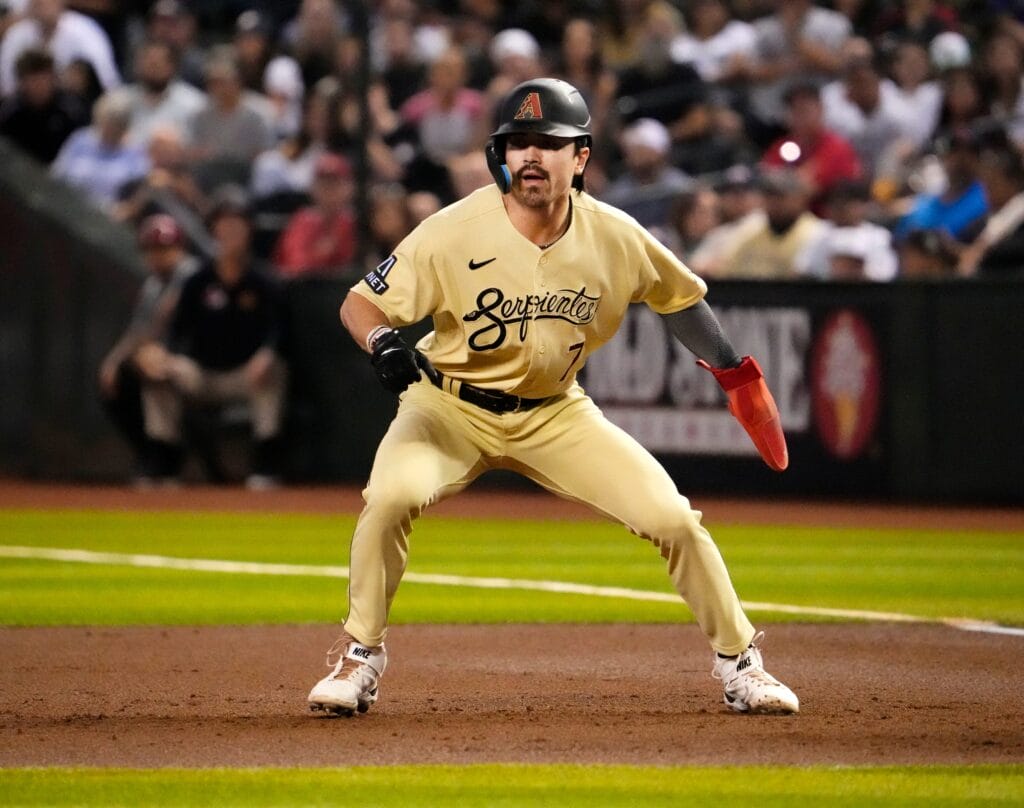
[[485, 138, 511, 194]]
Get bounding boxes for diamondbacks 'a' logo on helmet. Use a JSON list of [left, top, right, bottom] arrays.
[[514, 92, 543, 121]]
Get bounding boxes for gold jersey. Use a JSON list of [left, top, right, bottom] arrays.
[[351, 184, 707, 398]]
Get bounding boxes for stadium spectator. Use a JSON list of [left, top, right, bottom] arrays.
[[50, 90, 148, 210], [139, 186, 288, 488], [762, 81, 862, 216], [261, 55, 305, 142], [108, 39, 205, 146], [485, 28, 544, 109], [373, 15, 426, 110], [273, 152, 358, 277], [802, 179, 899, 281], [716, 168, 826, 279], [665, 183, 721, 263], [552, 17, 618, 148], [733, 0, 852, 146], [189, 47, 274, 163], [0, 0, 121, 97], [894, 126, 988, 242], [933, 65, 988, 139], [60, 56, 102, 108], [0, 46, 86, 163], [145, 0, 204, 90], [959, 136, 1024, 277], [98, 214, 198, 479], [281, 0, 348, 90], [670, 0, 757, 85], [365, 182, 413, 267], [601, 117, 692, 233], [887, 39, 942, 149], [233, 10, 274, 94], [981, 30, 1024, 147], [871, 0, 958, 48], [688, 165, 767, 277], [614, 2, 715, 174], [821, 40, 922, 177], [112, 123, 211, 254]]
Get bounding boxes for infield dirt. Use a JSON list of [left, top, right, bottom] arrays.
[[1, 481, 1022, 768]]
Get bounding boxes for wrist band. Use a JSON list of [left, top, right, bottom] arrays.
[[366, 325, 391, 353]]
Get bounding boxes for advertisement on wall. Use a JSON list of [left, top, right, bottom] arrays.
[[578, 303, 885, 491]]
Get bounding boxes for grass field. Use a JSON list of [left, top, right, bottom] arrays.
[[2, 506, 1022, 806]]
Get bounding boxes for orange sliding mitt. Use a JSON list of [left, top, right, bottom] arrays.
[[697, 356, 789, 472]]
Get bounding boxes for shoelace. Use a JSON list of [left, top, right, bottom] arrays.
[[324, 637, 370, 682]]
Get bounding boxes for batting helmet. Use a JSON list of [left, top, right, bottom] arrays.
[[486, 78, 592, 193]]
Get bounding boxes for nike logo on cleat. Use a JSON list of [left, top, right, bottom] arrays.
[[350, 646, 372, 659], [736, 656, 753, 671], [468, 257, 497, 270]]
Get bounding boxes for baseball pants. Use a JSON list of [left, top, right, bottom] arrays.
[[344, 379, 756, 656], [142, 353, 287, 443]]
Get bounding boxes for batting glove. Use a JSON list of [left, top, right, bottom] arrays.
[[370, 329, 422, 394]]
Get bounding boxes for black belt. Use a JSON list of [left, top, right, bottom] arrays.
[[429, 371, 548, 414]]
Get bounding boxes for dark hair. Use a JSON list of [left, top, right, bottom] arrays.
[[15, 48, 54, 79]]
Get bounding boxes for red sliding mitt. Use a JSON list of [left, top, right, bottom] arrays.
[[697, 356, 789, 472]]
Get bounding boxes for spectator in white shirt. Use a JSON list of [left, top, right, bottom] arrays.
[[670, 0, 757, 84], [821, 39, 919, 177], [887, 39, 942, 148], [108, 39, 205, 146], [0, 0, 120, 97]]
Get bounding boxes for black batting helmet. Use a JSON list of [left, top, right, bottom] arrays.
[[487, 78, 592, 193], [491, 78, 592, 141]]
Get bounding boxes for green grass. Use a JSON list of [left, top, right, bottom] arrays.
[[1, 765, 1022, 807], [0, 510, 1021, 627]]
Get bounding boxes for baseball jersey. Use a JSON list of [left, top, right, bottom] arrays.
[[352, 184, 707, 399]]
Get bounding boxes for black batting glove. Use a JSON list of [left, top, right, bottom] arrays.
[[370, 329, 422, 394]]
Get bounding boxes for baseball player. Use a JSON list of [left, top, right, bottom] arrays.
[[309, 79, 798, 716]]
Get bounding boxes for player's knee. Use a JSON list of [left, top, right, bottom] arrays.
[[363, 479, 429, 522], [633, 503, 705, 547]]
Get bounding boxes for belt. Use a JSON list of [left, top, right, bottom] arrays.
[[429, 371, 548, 414]]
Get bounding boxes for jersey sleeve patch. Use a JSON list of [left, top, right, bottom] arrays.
[[364, 255, 398, 294]]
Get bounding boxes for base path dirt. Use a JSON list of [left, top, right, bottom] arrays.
[[1, 622, 1022, 767]]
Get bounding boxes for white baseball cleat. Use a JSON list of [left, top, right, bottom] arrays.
[[712, 631, 799, 714], [308, 633, 387, 717]]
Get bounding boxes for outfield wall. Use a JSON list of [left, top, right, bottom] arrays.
[[2, 140, 1022, 503]]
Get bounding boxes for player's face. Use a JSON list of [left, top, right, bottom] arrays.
[[504, 133, 589, 209]]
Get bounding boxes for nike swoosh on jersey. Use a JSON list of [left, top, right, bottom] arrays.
[[468, 257, 497, 270]]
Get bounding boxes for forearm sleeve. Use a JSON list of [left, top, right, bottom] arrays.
[[661, 300, 741, 369]]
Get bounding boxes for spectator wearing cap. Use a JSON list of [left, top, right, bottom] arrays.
[[485, 28, 544, 111], [146, 0, 204, 90], [959, 137, 1024, 277], [50, 90, 149, 209], [0, 46, 86, 162], [139, 185, 288, 487], [601, 117, 693, 233], [687, 165, 767, 277], [273, 152, 358, 277], [189, 46, 274, 163], [107, 39, 206, 146], [234, 10, 274, 93], [98, 213, 198, 480], [802, 179, 899, 281], [894, 126, 988, 242], [761, 81, 862, 216], [716, 168, 826, 279], [0, 0, 121, 97], [263, 54, 304, 141]]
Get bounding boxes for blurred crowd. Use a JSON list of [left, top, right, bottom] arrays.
[[4, 0, 1024, 484], [2, 0, 1024, 283]]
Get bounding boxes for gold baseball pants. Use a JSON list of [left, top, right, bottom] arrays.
[[343, 379, 756, 656]]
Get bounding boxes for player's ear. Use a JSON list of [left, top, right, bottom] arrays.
[[485, 138, 512, 194]]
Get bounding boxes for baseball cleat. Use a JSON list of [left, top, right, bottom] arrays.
[[307, 633, 387, 717], [712, 631, 799, 715]]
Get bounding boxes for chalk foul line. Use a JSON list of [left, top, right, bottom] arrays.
[[1, 545, 1021, 638]]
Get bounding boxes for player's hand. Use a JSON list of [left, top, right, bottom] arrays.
[[698, 356, 789, 471], [370, 329, 422, 394]]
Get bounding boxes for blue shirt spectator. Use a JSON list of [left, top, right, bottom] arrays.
[[51, 92, 149, 210]]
